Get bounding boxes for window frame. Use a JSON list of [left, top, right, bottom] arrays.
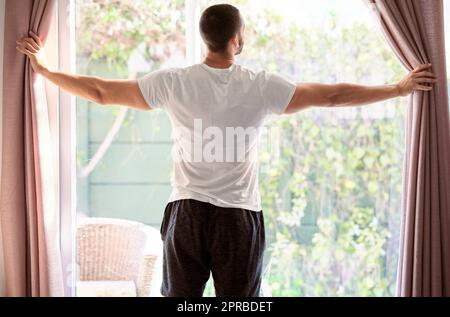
[[58, 0, 77, 297]]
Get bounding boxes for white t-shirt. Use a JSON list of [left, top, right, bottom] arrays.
[[137, 63, 296, 211]]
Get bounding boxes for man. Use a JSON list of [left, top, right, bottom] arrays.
[[16, 4, 436, 297]]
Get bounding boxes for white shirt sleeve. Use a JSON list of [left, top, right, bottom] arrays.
[[259, 71, 297, 115], [137, 68, 175, 110]]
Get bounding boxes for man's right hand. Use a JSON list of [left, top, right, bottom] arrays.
[[396, 63, 437, 97], [16, 31, 49, 76]]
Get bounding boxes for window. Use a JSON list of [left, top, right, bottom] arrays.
[[74, 0, 406, 296], [75, 0, 186, 296], [76, 0, 185, 226]]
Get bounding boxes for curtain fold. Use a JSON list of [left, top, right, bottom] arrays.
[[0, 0, 63, 296], [0, 0, 6, 297], [365, 0, 450, 296]]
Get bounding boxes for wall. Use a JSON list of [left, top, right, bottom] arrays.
[[0, 0, 6, 297]]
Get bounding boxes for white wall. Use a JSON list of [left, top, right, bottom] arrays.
[[0, 0, 6, 297]]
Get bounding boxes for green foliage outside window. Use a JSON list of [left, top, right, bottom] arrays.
[[77, 0, 405, 296]]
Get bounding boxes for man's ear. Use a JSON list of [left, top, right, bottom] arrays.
[[230, 34, 239, 50]]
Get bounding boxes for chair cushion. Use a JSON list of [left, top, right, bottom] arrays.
[[76, 280, 137, 297]]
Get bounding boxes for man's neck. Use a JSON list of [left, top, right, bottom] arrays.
[[203, 50, 234, 69]]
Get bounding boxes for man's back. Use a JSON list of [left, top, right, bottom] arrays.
[[137, 63, 296, 211]]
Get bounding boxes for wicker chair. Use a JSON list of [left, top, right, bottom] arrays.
[[76, 217, 159, 297]]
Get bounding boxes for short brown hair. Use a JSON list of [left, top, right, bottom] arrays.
[[199, 4, 243, 53]]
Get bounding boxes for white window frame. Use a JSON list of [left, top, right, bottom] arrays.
[[58, 0, 77, 297], [186, 0, 202, 65], [59, 0, 201, 297]]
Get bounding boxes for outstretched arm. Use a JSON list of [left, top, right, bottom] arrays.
[[16, 32, 150, 111], [284, 64, 436, 114]]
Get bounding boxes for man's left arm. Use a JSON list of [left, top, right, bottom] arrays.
[[284, 63, 437, 114]]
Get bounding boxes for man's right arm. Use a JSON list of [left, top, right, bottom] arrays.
[[41, 70, 150, 111], [284, 64, 436, 114], [16, 31, 151, 111]]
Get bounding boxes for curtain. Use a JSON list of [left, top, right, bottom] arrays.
[[0, 0, 63, 296], [365, 0, 450, 296], [0, 0, 6, 297]]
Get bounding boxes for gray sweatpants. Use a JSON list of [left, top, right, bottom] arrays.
[[160, 199, 266, 297]]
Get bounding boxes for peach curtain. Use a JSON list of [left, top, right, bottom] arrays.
[[0, 0, 63, 296], [365, 0, 450, 296]]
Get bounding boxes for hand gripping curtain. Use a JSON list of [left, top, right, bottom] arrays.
[[364, 0, 450, 296], [1, 0, 64, 296]]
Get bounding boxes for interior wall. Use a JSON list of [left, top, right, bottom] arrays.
[[0, 0, 6, 297]]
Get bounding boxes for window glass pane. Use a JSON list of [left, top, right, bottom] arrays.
[[202, 0, 404, 297], [75, 0, 185, 297], [74, 0, 409, 297]]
